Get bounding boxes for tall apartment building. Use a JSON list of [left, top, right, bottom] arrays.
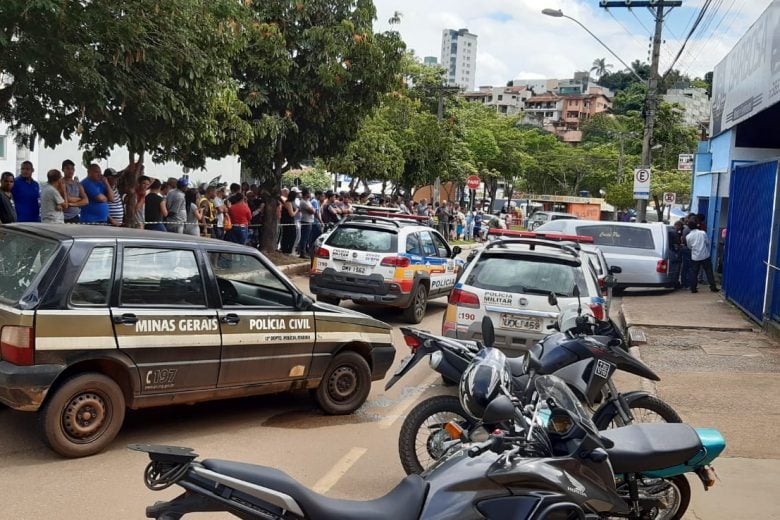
[[423, 56, 438, 66], [440, 28, 477, 90]]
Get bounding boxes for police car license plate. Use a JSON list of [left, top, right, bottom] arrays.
[[501, 314, 541, 331], [341, 263, 367, 275]]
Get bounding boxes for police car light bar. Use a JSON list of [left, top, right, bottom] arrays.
[[487, 228, 594, 243], [364, 211, 430, 222]]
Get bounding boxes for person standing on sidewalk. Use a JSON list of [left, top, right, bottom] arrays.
[[80, 164, 114, 224], [685, 221, 718, 293], [298, 188, 315, 258], [61, 159, 88, 223], [0, 172, 16, 224], [40, 169, 68, 224], [12, 161, 40, 222], [165, 178, 188, 233], [104, 168, 124, 227]]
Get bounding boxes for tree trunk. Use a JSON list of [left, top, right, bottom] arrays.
[[653, 195, 664, 222], [259, 139, 284, 254], [119, 150, 144, 228], [505, 182, 513, 212], [381, 180, 387, 196]]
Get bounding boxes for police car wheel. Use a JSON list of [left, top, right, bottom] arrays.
[[317, 295, 340, 306], [39, 373, 126, 458], [315, 351, 371, 415], [402, 284, 428, 324]]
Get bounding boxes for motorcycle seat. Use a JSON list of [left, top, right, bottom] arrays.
[[506, 356, 526, 377], [201, 459, 428, 520], [601, 423, 702, 474]]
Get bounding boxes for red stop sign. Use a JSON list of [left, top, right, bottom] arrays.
[[466, 175, 480, 190]]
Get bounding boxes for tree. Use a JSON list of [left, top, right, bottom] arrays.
[[0, 0, 252, 222], [282, 163, 333, 193], [236, 1, 405, 252], [650, 170, 692, 221], [590, 58, 613, 78]]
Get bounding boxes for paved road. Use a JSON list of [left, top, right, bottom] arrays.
[[0, 274, 453, 519]]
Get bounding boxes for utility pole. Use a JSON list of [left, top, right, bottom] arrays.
[[600, 0, 681, 222]]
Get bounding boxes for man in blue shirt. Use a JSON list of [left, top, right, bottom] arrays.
[[80, 164, 114, 224], [11, 160, 40, 222]]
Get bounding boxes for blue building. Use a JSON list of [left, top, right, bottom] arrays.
[[691, 0, 780, 324]]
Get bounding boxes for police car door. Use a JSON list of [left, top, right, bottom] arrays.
[[207, 251, 316, 386], [421, 231, 458, 297], [111, 246, 221, 394]]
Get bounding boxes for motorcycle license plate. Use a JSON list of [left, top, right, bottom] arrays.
[[341, 263, 367, 275], [394, 355, 414, 376], [501, 314, 541, 331]]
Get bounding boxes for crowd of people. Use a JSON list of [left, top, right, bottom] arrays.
[[668, 213, 720, 293]]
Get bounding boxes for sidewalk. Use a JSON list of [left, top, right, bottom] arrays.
[[620, 290, 780, 518]]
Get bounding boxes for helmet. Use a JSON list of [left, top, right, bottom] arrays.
[[459, 348, 511, 421]]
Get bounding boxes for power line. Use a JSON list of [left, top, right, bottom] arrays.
[[675, 0, 741, 77], [662, 0, 713, 77]]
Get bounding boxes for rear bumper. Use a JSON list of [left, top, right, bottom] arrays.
[[0, 361, 64, 411], [443, 327, 534, 357], [310, 269, 414, 307], [370, 346, 396, 381]]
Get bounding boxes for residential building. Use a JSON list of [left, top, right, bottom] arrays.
[[462, 85, 532, 115], [423, 56, 438, 66], [663, 86, 711, 128], [440, 28, 477, 90], [523, 87, 612, 143]]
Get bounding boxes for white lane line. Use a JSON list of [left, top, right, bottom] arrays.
[[379, 372, 440, 430], [312, 447, 368, 494]]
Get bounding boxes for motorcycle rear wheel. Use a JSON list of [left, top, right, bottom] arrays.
[[398, 395, 473, 475], [640, 474, 691, 520]]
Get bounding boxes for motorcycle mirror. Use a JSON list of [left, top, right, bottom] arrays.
[[481, 316, 495, 349], [573, 285, 582, 316], [482, 394, 515, 424], [547, 292, 558, 307]]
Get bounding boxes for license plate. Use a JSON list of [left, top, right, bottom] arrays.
[[341, 263, 367, 275], [394, 354, 414, 375], [500, 314, 541, 331]]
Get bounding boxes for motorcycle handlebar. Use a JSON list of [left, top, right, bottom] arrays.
[[467, 437, 498, 458]]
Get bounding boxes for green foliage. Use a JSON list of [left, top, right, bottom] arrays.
[[590, 58, 613, 78], [282, 166, 332, 193], [0, 0, 251, 166]]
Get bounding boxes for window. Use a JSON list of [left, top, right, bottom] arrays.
[[209, 252, 294, 307], [120, 248, 205, 306], [576, 225, 656, 250], [0, 135, 5, 159], [71, 247, 114, 306], [0, 230, 58, 304], [418, 232, 438, 257], [466, 254, 589, 297], [326, 226, 396, 253], [406, 234, 423, 256], [497, 94, 503, 101], [430, 232, 451, 258]]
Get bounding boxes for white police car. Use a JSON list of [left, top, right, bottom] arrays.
[[443, 230, 604, 355], [310, 212, 464, 323]]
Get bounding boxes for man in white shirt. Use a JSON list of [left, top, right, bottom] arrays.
[[685, 221, 718, 293]]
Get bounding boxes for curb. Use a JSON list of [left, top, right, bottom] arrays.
[[277, 261, 311, 277]]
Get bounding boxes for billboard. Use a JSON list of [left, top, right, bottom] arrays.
[[710, 1, 780, 136], [678, 154, 694, 171]]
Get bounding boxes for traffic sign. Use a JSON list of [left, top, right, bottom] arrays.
[[633, 168, 651, 200], [663, 192, 676, 205], [466, 175, 481, 190], [677, 154, 693, 171]]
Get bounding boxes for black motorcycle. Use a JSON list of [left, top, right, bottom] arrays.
[[389, 292, 680, 475]]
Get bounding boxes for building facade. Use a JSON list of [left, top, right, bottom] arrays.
[[423, 56, 438, 66], [663, 87, 711, 128], [522, 87, 612, 143], [462, 85, 532, 115], [440, 28, 478, 91], [691, 0, 780, 325]]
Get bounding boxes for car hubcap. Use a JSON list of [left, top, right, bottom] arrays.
[[329, 366, 357, 401], [415, 291, 425, 319], [62, 392, 108, 441]]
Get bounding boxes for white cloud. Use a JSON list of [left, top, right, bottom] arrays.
[[374, 0, 775, 86]]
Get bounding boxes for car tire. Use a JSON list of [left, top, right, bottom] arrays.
[[315, 351, 372, 415], [39, 372, 126, 458], [317, 295, 340, 306], [402, 284, 428, 324]]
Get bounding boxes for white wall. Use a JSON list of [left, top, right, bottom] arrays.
[[34, 139, 241, 186], [0, 122, 19, 176]]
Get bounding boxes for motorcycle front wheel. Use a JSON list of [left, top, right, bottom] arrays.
[[594, 395, 682, 430], [398, 395, 475, 475]]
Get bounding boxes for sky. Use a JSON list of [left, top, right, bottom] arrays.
[[373, 0, 775, 87]]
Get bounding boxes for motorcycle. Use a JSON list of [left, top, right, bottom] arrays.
[[131, 326, 723, 520], [389, 289, 681, 475]]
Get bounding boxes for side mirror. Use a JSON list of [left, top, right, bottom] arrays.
[[294, 292, 311, 310], [547, 292, 558, 307], [482, 394, 516, 424], [451, 245, 462, 257], [481, 316, 495, 349], [608, 265, 622, 275]]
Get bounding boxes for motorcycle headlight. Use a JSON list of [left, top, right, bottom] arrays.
[[548, 414, 574, 435]]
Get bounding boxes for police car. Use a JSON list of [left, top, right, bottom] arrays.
[[443, 229, 605, 355], [0, 224, 396, 457], [310, 212, 465, 323]]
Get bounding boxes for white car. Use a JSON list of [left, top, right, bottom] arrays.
[[442, 235, 605, 355]]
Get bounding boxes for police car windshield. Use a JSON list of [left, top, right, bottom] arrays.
[[326, 226, 397, 253], [466, 254, 589, 297], [0, 230, 58, 304]]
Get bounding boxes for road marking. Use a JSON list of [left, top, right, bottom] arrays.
[[312, 447, 368, 494], [379, 372, 440, 430]]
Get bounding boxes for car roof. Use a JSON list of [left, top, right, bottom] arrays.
[[4, 223, 243, 248], [536, 211, 576, 217], [480, 239, 581, 264]]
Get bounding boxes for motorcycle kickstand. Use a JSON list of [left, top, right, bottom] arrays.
[[626, 473, 642, 520]]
